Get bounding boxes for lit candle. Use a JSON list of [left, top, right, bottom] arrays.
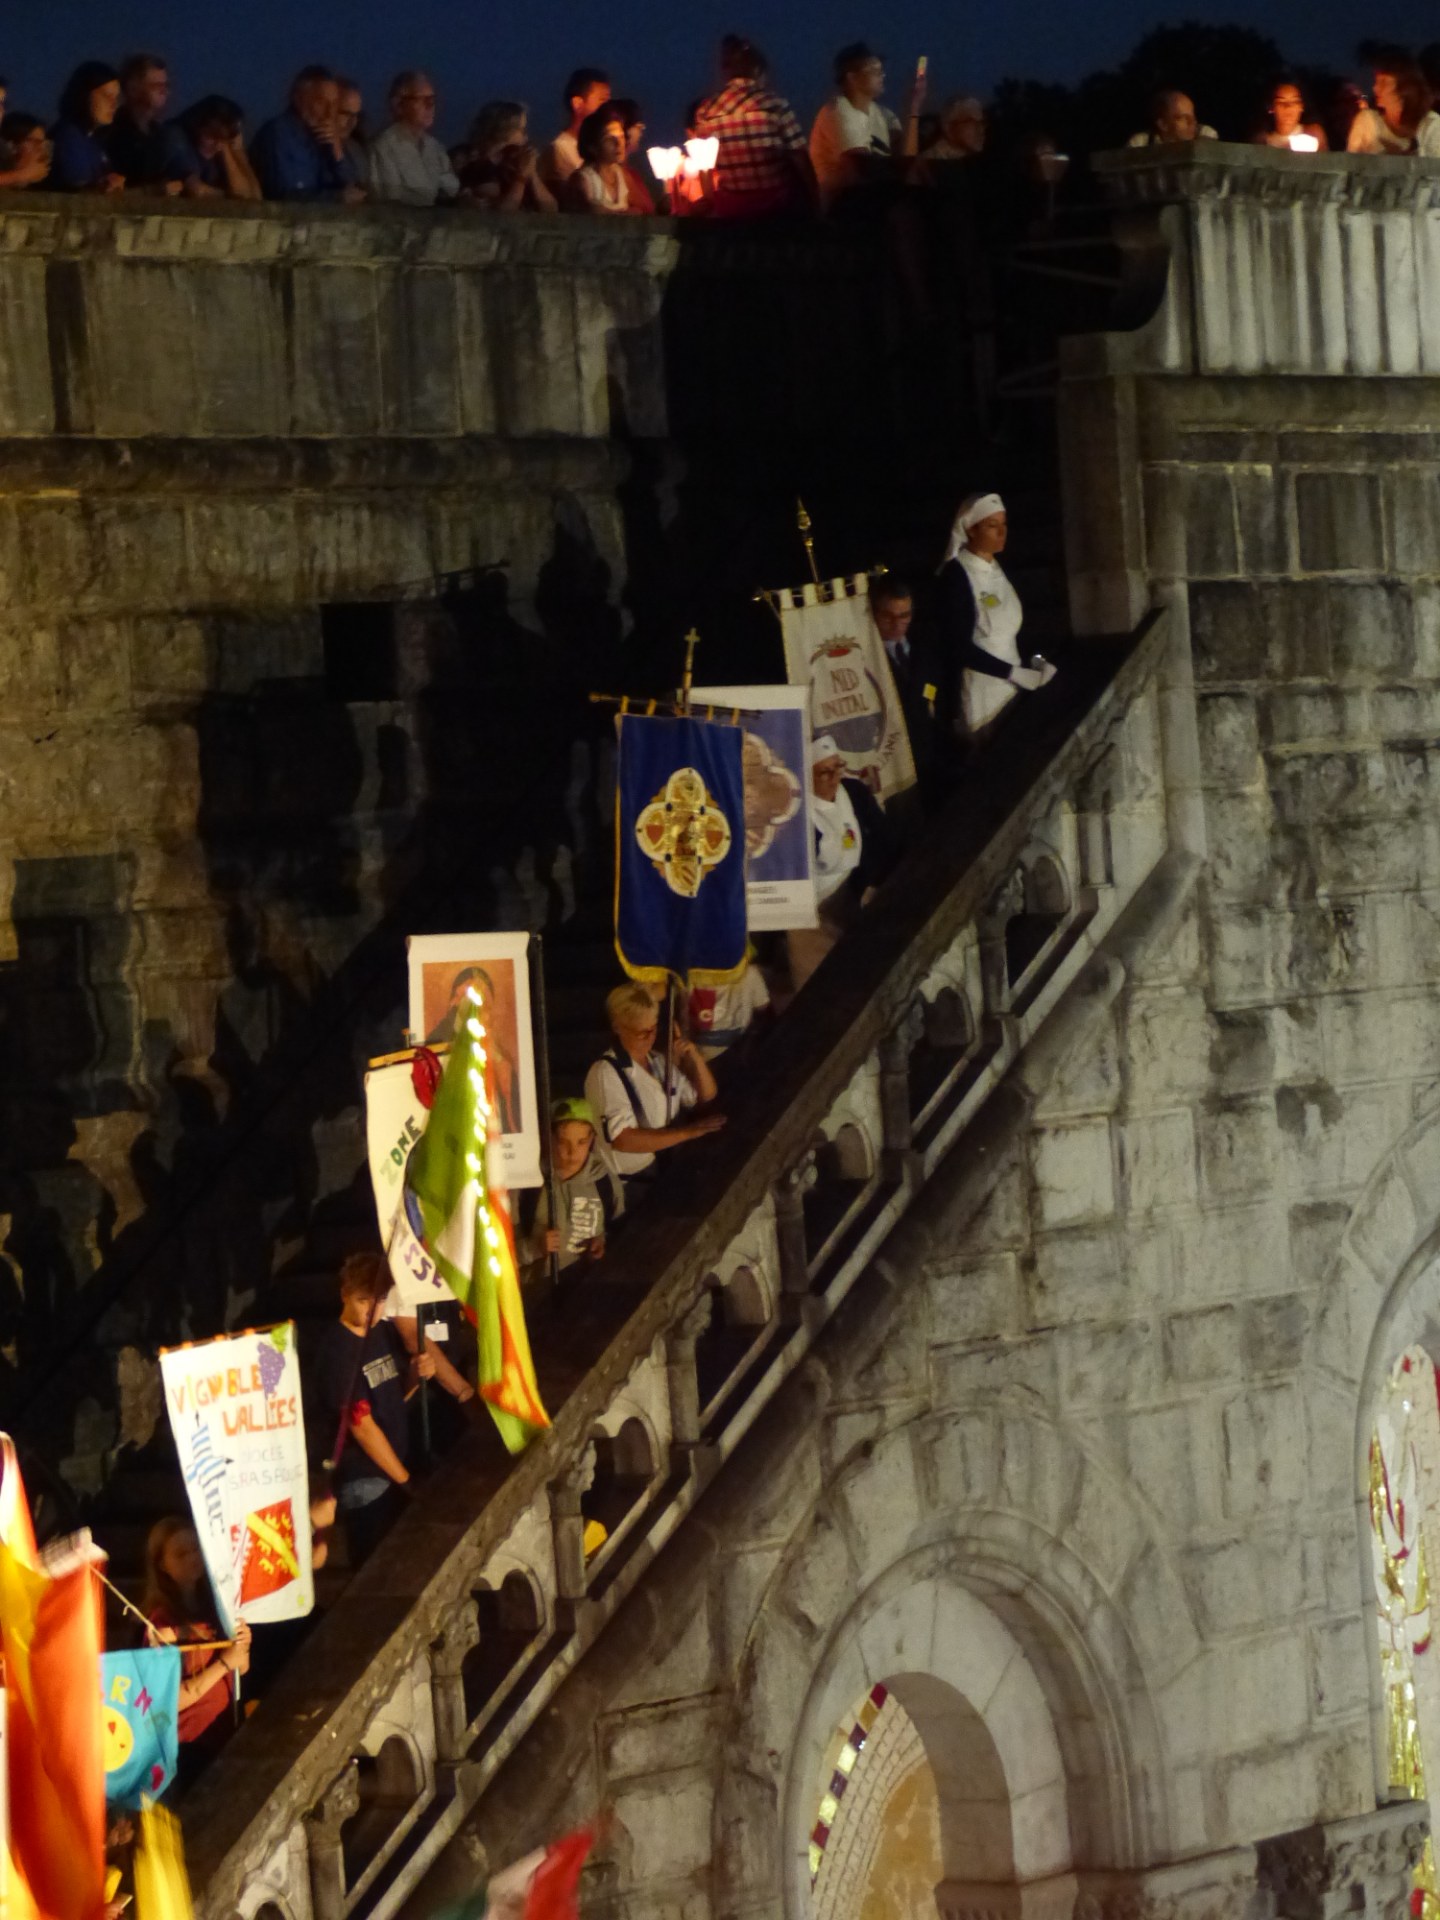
[[684, 135, 720, 174], [647, 145, 684, 182], [1288, 132, 1319, 152]]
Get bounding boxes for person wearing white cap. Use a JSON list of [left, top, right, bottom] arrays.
[[939, 492, 1056, 739], [786, 735, 895, 991]]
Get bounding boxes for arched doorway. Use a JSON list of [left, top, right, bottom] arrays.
[[790, 1577, 1081, 1920]]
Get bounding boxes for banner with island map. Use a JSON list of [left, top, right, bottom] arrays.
[[775, 573, 917, 805], [159, 1323, 313, 1634]]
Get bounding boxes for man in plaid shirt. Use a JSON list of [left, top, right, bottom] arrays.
[[694, 35, 817, 218]]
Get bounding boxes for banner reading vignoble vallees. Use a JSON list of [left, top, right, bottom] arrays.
[[159, 1325, 313, 1635]]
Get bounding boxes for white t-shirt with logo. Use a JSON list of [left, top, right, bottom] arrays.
[[810, 96, 900, 201]]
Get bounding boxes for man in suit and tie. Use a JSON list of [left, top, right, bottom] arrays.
[[872, 575, 957, 822]]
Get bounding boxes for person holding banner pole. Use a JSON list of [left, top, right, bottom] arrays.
[[585, 983, 724, 1184], [530, 932, 563, 1293], [786, 736, 894, 991], [143, 1517, 251, 1782]]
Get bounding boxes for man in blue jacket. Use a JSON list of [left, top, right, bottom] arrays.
[[252, 65, 366, 202]]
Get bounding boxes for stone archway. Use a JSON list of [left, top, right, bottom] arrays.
[[782, 1555, 1115, 1920], [1317, 1105, 1440, 1797], [714, 1408, 1181, 1920], [807, 1645, 1074, 1920]]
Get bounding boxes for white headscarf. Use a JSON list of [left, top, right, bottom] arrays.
[[942, 492, 1006, 567]]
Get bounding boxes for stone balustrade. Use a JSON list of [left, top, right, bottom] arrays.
[[182, 609, 1175, 1920], [1063, 146, 1440, 637], [1082, 145, 1440, 380], [0, 194, 885, 450]]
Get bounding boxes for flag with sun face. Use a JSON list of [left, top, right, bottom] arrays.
[[402, 986, 549, 1453], [99, 1648, 180, 1810]]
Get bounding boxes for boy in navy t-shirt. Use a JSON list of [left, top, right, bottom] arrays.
[[314, 1253, 433, 1564]]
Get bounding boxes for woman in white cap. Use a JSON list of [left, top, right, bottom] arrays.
[[786, 735, 894, 990], [939, 492, 1056, 739]]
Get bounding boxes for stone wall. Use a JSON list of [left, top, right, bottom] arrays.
[[0, 199, 910, 1487], [394, 151, 1440, 1920]]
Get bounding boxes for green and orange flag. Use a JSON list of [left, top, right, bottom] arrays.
[[405, 986, 550, 1452]]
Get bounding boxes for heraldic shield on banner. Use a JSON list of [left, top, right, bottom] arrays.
[[777, 574, 917, 805], [615, 713, 748, 984]]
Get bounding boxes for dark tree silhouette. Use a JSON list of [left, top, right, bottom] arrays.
[[989, 17, 1347, 161]]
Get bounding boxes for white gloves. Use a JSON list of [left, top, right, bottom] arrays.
[[1009, 660, 1057, 692]]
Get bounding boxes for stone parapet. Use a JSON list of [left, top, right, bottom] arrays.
[[0, 195, 883, 445], [1072, 147, 1440, 381], [181, 613, 1173, 1920]]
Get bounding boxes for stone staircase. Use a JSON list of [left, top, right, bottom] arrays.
[[60, 446, 1074, 1636], [168, 603, 1176, 1920]]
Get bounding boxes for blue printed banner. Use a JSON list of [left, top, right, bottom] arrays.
[[100, 1647, 180, 1808], [615, 714, 748, 984], [692, 684, 817, 931]]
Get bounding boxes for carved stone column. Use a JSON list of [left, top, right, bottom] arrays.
[[305, 1761, 360, 1920], [1256, 1804, 1428, 1920], [1075, 742, 1120, 889], [666, 1291, 715, 1448], [979, 868, 1026, 1018], [430, 1598, 481, 1764], [552, 1443, 597, 1602], [774, 1158, 814, 1299], [879, 1020, 916, 1170]]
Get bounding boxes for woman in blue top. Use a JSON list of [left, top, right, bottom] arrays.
[[50, 62, 124, 193]]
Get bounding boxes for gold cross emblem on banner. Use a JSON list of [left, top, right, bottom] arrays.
[[635, 766, 733, 899]]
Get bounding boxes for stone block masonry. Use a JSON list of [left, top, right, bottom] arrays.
[[0, 197, 909, 1490], [8, 157, 1438, 1920], [395, 150, 1440, 1920]]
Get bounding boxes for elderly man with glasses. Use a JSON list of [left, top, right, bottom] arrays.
[[369, 70, 461, 206], [925, 95, 987, 160]]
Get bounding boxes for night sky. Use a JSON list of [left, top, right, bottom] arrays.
[[3, 1, 1417, 143]]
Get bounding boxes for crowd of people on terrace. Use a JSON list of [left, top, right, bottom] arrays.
[[1, 36, 1438, 213]]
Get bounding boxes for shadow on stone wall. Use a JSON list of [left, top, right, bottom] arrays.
[[0, 508, 646, 1509]]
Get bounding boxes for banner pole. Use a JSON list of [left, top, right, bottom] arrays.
[[415, 1302, 432, 1464], [531, 934, 561, 1291], [662, 975, 677, 1128], [796, 498, 821, 588]]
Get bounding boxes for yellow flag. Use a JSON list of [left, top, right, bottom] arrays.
[[135, 1800, 194, 1920]]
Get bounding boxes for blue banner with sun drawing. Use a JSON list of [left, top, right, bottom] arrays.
[[615, 713, 747, 985], [100, 1646, 181, 1807]]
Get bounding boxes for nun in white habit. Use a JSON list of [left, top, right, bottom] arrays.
[[938, 492, 1056, 737]]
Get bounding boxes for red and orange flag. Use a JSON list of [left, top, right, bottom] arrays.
[[0, 1432, 107, 1920]]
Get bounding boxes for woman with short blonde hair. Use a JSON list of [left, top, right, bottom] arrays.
[[585, 982, 724, 1180]]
